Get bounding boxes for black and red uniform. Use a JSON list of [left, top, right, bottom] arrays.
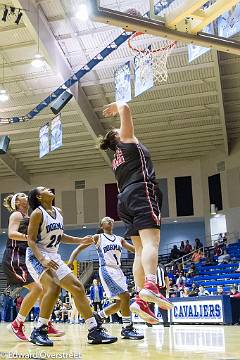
[[112, 142, 162, 237], [2, 213, 34, 286]]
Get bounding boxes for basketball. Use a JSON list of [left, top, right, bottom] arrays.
[[125, 8, 142, 17], [123, 8, 142, 31]]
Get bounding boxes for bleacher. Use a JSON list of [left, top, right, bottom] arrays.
[[0, 264, 8, 294], [185, 242, 240, 294]]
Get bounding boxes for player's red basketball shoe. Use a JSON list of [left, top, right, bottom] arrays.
[[130, 296, 159, 324], [139, 281, 174, 310], [7, 320, 28, 341], [48, 321, 65, 337]]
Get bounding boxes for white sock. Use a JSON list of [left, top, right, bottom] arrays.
[[16, 313, 26, 323], [85, 317, 97, 331], [146, 274, 157, 283], [122, 316, 131, 327], [37, 317, 49, 328], [98, 310, 106, 319]]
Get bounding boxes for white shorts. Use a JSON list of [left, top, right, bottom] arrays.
[[26, 248, 72, 282], [99, 266, 128, 298]]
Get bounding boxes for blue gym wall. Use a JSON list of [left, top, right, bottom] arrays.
[[0, 221, 205, 262]]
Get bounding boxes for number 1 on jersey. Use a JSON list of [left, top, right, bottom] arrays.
[[113, 254, 119, 266]]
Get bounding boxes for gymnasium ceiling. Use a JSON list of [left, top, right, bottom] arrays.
[[0, 0, 240, 182]]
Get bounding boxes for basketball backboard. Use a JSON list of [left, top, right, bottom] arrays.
[[91, 0, 240, 55]]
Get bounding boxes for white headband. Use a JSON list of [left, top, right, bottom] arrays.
[[11, 193, 22, 210]]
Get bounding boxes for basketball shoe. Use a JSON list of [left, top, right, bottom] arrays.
[[87, 326, 118, 344], [121, 324, 144, 340], [48, 321, 65, 337], [30, 324, 53, 346], [139, 281, 174, 310], [130, 296, 159, 324], [7, 320, 28, 341]]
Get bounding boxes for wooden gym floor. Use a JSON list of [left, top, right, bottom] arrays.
[[0, 323, 239, 360]]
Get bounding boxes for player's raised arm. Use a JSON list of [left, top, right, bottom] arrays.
[[61, 234, 94, 245], [103, 102, 136, 142], [67, 235, 99, 266], [121, 239, 135, 253]]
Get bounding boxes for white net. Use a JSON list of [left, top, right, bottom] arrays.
[[128, 33, 176, 85]]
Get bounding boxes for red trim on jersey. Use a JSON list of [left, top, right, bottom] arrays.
[[10, 240, 24, 282], [137, 144, 160, 225]]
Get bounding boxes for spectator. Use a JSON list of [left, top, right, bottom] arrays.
[[180, 241, 185, 255], [156, 264, 171, 327], [177, 262, 183, 273], [15, 295, 23, 315], [217, 233, 224, 242], [229, 286, 240, 298], [198, 285, 210, 296], [218, 249, 230, 264], [216, 286, 225, 295], [184, 240, 192, 254], [191, 249, 203, 263], [0, 293, 4, 322], [169, 261, 178, 274], [90, 279, 104, 311], [235, 263, 240, 273], [186, 264, 197, 278], [204, 251, 216, 266], [182, 287, 190, 297], [170, 245, 182, 261], [176, 272, 186, 289], [189, 283, 199, 297], [194, 238, 203, 250], [223, 233, 228, 248], [214, 242, 223, 256], [2, 291, 13, 322]]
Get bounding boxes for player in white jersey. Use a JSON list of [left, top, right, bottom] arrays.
[[26, 187, 117, 346], [68, 217, 147, 340]]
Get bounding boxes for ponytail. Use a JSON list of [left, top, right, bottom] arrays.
[[98, 130, 118, 151], [3, 194, 14, 212]]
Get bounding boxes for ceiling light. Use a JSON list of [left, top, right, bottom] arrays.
[[15, 10, 23, 25], [31, 53, 44, 68], [173, 220, 178, 223], [76, 4, 89, 22], [0, 89, 9, 102], [2, 7, 8, 22]]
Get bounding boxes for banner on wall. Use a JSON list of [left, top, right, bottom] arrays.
[[51, 114, 62, 152], [134, 50, 154, 97], [39, 123, 49, 158], [171, 298, 223, 323], [217, 3, 240, 38], [114, 61, 131, 103]]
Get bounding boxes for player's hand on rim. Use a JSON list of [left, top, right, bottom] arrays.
[[41, 258, 59, 270]]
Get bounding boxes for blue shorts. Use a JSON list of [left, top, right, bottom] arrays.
[[99, 266, 128, 298]]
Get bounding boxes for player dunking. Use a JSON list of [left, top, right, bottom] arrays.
[[2, 192, 63, 341], [26, 187, 117, 346], [99, 102, 173, 320], [68, 216, 145, 339]]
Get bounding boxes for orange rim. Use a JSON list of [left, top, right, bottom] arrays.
[[128, 31, 176, 54]]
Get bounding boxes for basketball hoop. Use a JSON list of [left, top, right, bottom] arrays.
[[128, 32, 176, 84]]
